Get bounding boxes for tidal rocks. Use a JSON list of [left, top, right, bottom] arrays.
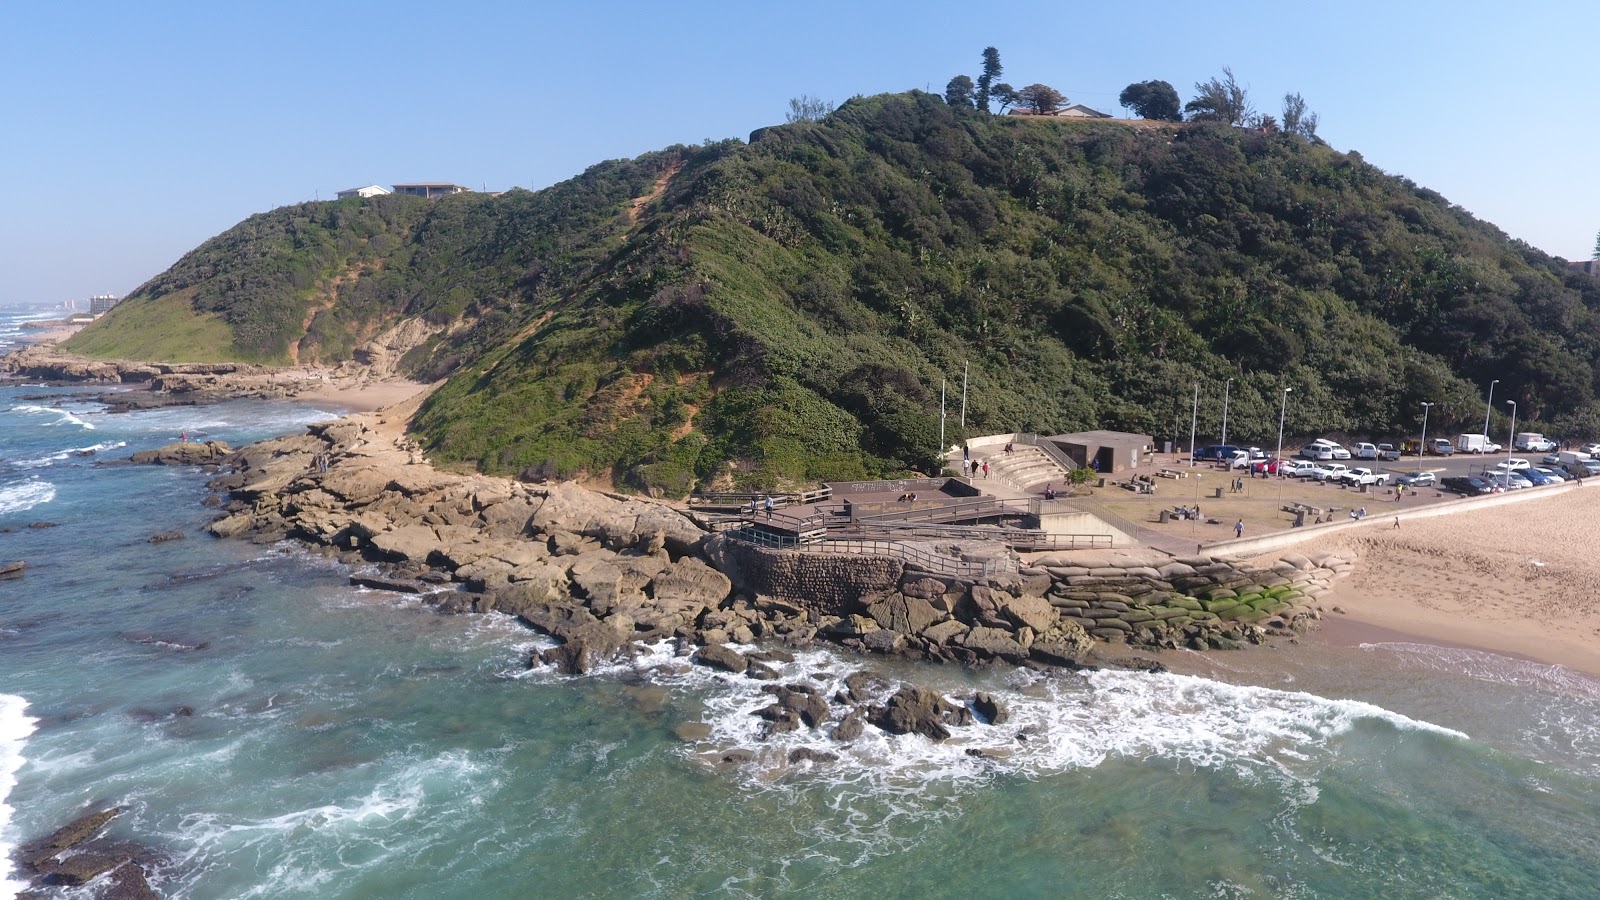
[[0, 560, 24, 578], [14, 806, 162, 895], [870, 686, 960, 740], [694, 643, 749, 675], [129, 440, 231, 465]]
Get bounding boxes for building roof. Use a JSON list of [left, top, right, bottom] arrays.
[[391, 182, 470, 190], [337, 184, 390, 195], [1048, 430, 1153, 447]]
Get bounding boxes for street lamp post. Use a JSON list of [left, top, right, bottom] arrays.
[[1505, 400, 1517, 486], [1418, 402, 1434, 476], [1483, 379, 1498, 438], [1221, 378, 1233, 447], [1275, 387, 1293, 476], [1189, 383, 1199, 468]]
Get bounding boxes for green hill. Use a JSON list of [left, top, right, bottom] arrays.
[[69, 91, 1600, 493]]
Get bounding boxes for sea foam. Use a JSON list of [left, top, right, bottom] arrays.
[[1, 694, 38, 900], [0, 479, 55, 516], [8, 405, 93, 430], [528, 642, 1469, 871]]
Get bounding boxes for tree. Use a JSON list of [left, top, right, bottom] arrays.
[[1281, 92, 1320, 140], [1184, 67, 1251, 126], [1065, 466, 1097, 495], [975, 46, 1003, 113], [1118, 80, 1182, 121], [990, 82, 1019, 112], [1593, 228, 1599, 260], [1018, 83, 1066, 114], [944, 75, 975, 109], [785, 95, 834, 123]]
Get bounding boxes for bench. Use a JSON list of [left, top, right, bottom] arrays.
[[1157, 469, 1186, 479]]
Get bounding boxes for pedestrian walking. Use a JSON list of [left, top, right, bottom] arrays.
[[1234, 518, 1244, 538], [982, 460, 990, 479], [1393, 516, 1401, 530], [764, 495, 774, 519]]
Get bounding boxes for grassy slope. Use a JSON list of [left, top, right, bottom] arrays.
[[67, 92, 1600, 495], [64, 289, 240, 362]]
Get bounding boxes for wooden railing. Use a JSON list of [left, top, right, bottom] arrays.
[[687, 486, 833, 508]]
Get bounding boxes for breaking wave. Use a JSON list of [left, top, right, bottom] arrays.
[[1, 694, 37, 900], [0, 479, 55, 516]]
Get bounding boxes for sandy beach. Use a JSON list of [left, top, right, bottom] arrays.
[[293, 377, 434, 413], [1269, 488, 1600, 676]]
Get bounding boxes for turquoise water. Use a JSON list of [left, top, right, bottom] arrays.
[[3, 312, 1599, 898]]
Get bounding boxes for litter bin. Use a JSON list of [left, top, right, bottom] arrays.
[[1159, 510, 1171, 523], [1097, 478, 1106, 488], [1213, 487, 1224, 499]]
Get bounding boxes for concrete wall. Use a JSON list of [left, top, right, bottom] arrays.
[[1039, 510, 1133, 547], [706, 537, 904, 615]]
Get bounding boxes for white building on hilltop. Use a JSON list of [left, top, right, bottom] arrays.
[[336, 184, 392, 200]]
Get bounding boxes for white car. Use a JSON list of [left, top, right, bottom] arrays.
[[1307, 463, 1349, 482], [1328, 444, 1352, 460], [1582, 443, 1600, 456], [1279, 459, 1316, 477], [1299, 443, 1335, 461], [1353, 442, 1379, 460], [1499, 458, 1531, 471]]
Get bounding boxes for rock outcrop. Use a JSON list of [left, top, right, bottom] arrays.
[[129, 440, 232, 466], [13, 806, 162, 896]]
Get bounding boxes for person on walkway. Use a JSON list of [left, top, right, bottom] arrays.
[[961, 458, 971, 477], [1393, 516, 1401, 530], [982, 460, 990, 478], [1234, 519, 1244, 538], [764, 495, 774, 519]]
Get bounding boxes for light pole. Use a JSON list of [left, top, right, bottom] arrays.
[[1221, 378, 1233, 447], [1189, 383, 1199, 468], [1418, 402, 1434, 476], [1505, 400, 1517, 486], [1275, 387, 1293, 481], [1483, 379, 1498, 438]]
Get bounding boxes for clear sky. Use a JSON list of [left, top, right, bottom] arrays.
[[4, 0, 1596, 306]]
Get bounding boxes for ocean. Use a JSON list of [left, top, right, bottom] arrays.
[[2, 307, 1598, 899]]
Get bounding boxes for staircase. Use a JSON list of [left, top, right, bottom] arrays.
[[981, 445, 1072, 493]]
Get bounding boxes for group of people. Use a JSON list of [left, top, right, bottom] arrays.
[[960, 457, 989, 479], [310, 453, 331, 473], [1172, 504, 1201, 520], [895, 492, 920, 502]]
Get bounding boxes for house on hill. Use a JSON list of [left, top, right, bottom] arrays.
[[1568, 260, 1600, 278], [392, 183, 470, 199], [336, 184, 391, 200], [1007, 104, 1112, 119]]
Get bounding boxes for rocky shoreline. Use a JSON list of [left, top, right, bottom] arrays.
[[0, 344, 387, 409], [176, 401, 1352, 690]]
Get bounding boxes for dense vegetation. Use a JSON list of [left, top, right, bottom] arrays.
[[71, 91, 1600, 494]]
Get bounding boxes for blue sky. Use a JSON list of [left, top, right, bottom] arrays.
[[4, 0, 1596, 305]]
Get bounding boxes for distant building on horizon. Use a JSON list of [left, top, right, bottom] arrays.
[[336, 184, 392, 200], [1007, 104, 1113, 119], [88, 293, 121, 316], [1568, 260, 1600, 278], [392, 182, 470, 199]]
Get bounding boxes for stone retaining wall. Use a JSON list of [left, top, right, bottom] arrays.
[[705, 538, 904, 616]]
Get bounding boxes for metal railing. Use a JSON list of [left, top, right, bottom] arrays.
[[1015, 433, 1080, 479], [832, 520, 1113, 551], [688, 486, 833, 507], [724, 528, 1018, 578], [849, 496, 1040, 524]]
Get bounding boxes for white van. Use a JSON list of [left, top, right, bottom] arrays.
[[1353, 442, 1378, 460], [1299, 440, 1336, 461]]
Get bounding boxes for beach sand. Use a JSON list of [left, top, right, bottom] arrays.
[[293, 378, 435, 413], [1272, 488, 1600, 676]]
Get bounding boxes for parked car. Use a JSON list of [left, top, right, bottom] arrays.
[[1456, 433, 1503, 454], [1521, 469, 1557, 486], [1395, 471, 1436, 487], [1565, 460, 1600, 478], [1308, 463, 1350, 482], [1279, 459, 1316, 477], [1486, 471, 1533, 490], [1353, 442, 1379, 460], [1376, 443, 1402, 461], [1497, 457, 1531, 471], [1514, 432, 1557, 452], [1543, 453, 1564, 466], [1251, 457, 1288, 475], [1430, 438, 1455, 456], [1441, 475, 1493, 496], [1329, 443, 1352, 460], [1341, 467, 1391, 487], [1580, 443, 1600, 456], [1533, 467, 1566, 483], [1299, 441, 1336, 461]]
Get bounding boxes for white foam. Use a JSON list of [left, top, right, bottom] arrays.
[[11, 440, 127, 469], [1, 694, 38, 900], [539, 643, 1469, 870], [0, 479, 56, 515], [8, 405, 94, 430]]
